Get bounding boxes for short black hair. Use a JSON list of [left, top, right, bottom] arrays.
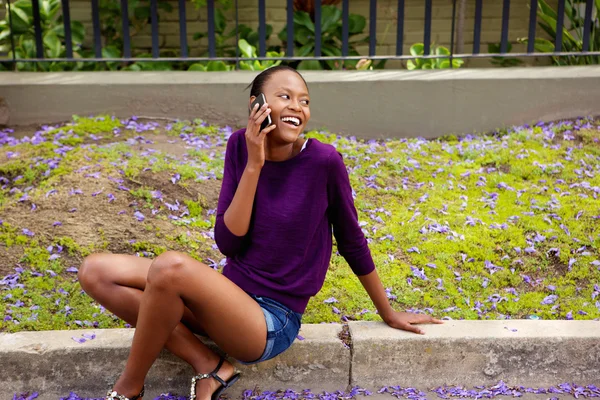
[[246, 66, 308, 98]]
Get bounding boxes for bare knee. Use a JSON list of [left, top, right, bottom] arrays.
[[147, 251, 202, 288], [78, 253, 110, 292]]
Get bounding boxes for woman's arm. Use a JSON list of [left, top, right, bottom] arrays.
[[214, 141, 251, 257], [326, 150, 442, 334], [358, 270, 443, 334], [214, 105, 275, 257], [223, 165, 261, 236]]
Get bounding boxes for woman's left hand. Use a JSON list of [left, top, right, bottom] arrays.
[[382, 311, 444, 334]]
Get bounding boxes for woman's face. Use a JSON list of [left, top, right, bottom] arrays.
[[250, 70, 311, 144]]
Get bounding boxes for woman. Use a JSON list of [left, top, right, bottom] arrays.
[[78, 65, 442, 400]]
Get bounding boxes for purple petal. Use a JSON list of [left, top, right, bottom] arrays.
[[566, 311, 573, 320], [541, 295, 558, 305], [22, 228, 35, 237]]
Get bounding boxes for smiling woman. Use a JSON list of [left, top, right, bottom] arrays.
[[78, 65, 442, 400]]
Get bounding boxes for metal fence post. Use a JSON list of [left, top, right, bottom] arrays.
[[6, 0, 18, 71]]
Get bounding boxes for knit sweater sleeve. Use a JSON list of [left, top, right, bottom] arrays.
[[326, 150, 376, 276], [214, 133, 248, 257]]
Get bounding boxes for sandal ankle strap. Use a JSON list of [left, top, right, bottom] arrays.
[[190, 356, 228, 400], [106, 386, 145, 400]]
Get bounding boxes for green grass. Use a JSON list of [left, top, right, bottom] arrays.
[[0, 116, 599, 332]]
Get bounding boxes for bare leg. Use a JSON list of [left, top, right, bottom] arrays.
[[78, 253, 264, 399]]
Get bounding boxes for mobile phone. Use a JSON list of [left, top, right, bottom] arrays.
[[250, 93, 272, 131]]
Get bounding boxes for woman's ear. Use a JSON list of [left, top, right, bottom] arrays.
[[248, 96, 256, 113]]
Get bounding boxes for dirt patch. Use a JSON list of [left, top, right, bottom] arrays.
[[1, 174, 182, 256], [137, 133, 192, 159], [499, 163, 511, 174], [0, 244, 25, 277], [338, 324, 352, 349], [128, 170, 222, 209], [547, 253, 569, 277], [0, 123, 44, 139]]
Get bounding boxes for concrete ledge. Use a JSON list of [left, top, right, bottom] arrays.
[[2, 67, 600, 138], [350, 320, 600, 388], [2, 321, 600, 398], [0, 324, 349, 399]]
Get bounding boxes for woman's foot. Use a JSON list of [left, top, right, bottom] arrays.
[[192, 357, 238, 400], [107, 379, 145, 400]]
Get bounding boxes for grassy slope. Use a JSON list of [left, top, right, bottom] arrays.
[[0, 116, 599, 333]]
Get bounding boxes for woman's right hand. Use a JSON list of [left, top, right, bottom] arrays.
[[245, 102, 276, 169]]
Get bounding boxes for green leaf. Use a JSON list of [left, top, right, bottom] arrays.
[[355, 59, 372, 70], [205, 60, 230, 71], [537, 13, 580, 48], [238, 38, 255, 58], [321, 43, 342, 57], [239, 60, 253, 70], [70, 21, 86, 44], [21, 39, 36, 58], [134, 6, 151, 21], [452, 58, 465, 68], [407, 60, 417, 70], [43, 31, 62, 58], [0, 29, 12, 43], [537, 0, 557, 20], [531, 38, 556, 53], [410, 43, 424, 57], [294, 11, 315, 31], [435, 45, 451, 56], [438, 59, 450, 69], [348, 14, 366, 34], [234, 24, 253, 41], [277, 26, 287, 44], [52, 21, 86, 45], [193, 32, 205, 40], [297, 60, 322, 70], [214, 8, 226, 34], [296, 43, 314, 57], [247, 31, 260, 48], [373, 59, 387, 69], [188, 63, 207, 71], [10, 6, 31, 34], [295, 26, 313, 46], [321, 5, 342, 34], [102, 45, 122, 59], [247, 24, 273, 45]]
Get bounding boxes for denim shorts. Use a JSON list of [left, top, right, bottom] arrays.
[[237, 293, 303, 365]]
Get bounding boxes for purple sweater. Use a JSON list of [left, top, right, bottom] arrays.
[[214, 129, 376, 314]]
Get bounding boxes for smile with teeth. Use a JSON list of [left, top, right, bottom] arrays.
[[281, 116, 301, 127]]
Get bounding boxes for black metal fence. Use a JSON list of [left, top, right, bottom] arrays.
[[2, 0, 600, 69]]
